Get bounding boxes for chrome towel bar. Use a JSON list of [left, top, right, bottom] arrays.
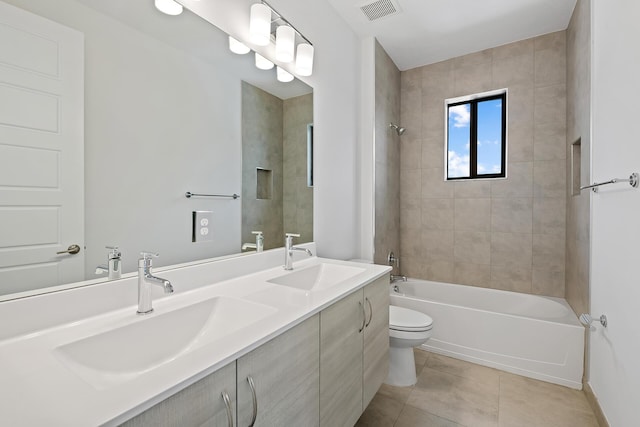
[[580, 172, 639, 193], [185, 192, 240, 199]]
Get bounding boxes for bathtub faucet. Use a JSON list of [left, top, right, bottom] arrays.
[[390, 274, 407, 284]]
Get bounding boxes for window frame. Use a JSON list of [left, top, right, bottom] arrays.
[[445, 90, 507, 181]]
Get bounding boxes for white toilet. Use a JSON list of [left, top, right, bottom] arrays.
[[386, 305, 433, 387]]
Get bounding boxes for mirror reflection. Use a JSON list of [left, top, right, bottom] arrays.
[[0, 0, 313, 300]]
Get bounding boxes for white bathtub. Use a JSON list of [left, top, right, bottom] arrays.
[[391, 279, 584, 389]]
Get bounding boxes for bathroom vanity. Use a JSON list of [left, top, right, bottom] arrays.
[[0, 244, 390, 426]]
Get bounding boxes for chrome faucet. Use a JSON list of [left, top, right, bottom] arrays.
[[284, 233, 313, 270], [242, 231, 264, 252], [95, 246, 122, 280], [390, 274, 407, 284], [137, 252, 173, 315]]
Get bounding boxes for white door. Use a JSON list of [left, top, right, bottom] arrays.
[[0, 1, 84, 296]]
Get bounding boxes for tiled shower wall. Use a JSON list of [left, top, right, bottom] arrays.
[[399, 32, 568, 296], [373, 41, 401, 268], [565, 0, 591, 318]]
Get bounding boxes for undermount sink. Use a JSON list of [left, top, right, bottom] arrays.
[[54, 296, 277, 389], [267, 263, 366, 292]]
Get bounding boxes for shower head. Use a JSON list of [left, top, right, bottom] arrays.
[[389, 123, 406, 136]]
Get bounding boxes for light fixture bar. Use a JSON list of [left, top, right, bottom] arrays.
[[260, 0, 313, 47]]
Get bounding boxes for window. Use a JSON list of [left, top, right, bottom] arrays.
[[446, 91, 506, 180]]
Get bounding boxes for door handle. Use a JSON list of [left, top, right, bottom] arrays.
[[56, 244, 81, 255]]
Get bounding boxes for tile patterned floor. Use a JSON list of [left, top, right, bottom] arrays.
[[356, 349, 599, 427]]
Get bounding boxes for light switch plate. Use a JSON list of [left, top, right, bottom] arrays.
[[192, 211, 214, 242]]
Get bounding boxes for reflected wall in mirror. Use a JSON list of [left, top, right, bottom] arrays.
[[0, 0, 313, 300], [241, 82, 313, 251]]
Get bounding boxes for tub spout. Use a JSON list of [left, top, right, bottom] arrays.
[[390, 274, 407, 283]]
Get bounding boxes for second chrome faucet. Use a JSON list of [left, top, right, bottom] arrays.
[[284, 233, 313, 270], [137, 252, 173, 315]]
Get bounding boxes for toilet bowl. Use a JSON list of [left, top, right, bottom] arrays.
[[386, 305, 433, 387]]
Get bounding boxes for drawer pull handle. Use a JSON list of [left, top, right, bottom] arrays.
[[247, 375, 258, 426], [221, 391, 234, 427], [365, 297, 373, 327], [359, 301, 365, 333]]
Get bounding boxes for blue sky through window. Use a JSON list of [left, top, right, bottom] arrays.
[[447, 97, 503, 178]]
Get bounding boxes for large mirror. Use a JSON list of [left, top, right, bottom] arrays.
[[0, 0, 313, 300]]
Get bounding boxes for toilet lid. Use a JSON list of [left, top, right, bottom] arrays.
[[389, 305, 433, 332]]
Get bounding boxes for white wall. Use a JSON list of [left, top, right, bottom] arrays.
[[184, 0, 363, 260], [590, 0, 640, 425]]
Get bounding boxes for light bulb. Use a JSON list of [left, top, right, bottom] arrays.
[[255, 53, 274, 70], [295, 43, 314, 76], [154, 0, 183, 16], [277, 66, 294, 82], [228, 36, 250, 55], [275, 26, 295, 63], [250, 3, 271, 46]]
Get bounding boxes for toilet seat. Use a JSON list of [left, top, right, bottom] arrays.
[[389, 305, 433, 332]]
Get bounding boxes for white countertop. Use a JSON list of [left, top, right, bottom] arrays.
[[0, 249, 390, 426]]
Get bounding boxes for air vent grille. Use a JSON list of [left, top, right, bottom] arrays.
[[360, 0, 399, 21]]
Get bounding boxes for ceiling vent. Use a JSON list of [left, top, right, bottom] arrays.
[[359, 0, 400, 21]]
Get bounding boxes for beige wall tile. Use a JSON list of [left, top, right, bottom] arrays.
[[490, 265, 532, 293], [491, 232, 532, 267], [422, 168, 454, 198], [453, 49, 493, 67], [508, 121, 534, 162], [401, 137, 422, 170], [454, 231, 491, 264], [455, 198, 491, 232], [493, 53, 534, 87], [491, 162, 533, 198], [401, 226, 425, 259], [425, 260, 454, 282], [491, 198, 533, 233], [534, 120, 567, 160], [535, 30, 567, 52], [454, 180, 492, 198], [422, 139, 445, 169], [400, 197, 421, 232], [532, 268, 565, 297], [535, 48, 567, 88], [534, 160, 567, 198], [424, 229, 454, 262], [401, 168, 422, 200], [422, 198, 454, 230], [454, 262, 492, 287], [533, 197, 566, 235], [453, 61, 493, 97], [402, 255, 427, 278], [533, 233, 566, 271], [534, 84, 567, 126]]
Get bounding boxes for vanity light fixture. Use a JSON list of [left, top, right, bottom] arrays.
[[250, 3, 271, 46], [228, 36, 250, 54], [255, 52, 274, 70], [275, 25, 295, 63], [248, 1, 315, 76], [295, 43, 314, 76], [154, 0, 183, 16], [276, 66, 294, 82]]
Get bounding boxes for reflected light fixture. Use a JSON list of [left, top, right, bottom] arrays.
[[228, 36, 250, 55], [275, 25, 295, 63], [276, 66, 294, 82], [255, 53, 274, 70], [154, 0, 183, 16], [295, 43, 314, 76], [250, 3, 271, 46]]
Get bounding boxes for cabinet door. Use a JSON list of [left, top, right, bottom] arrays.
[[237, 315, 319, 427], [363, 275, 390, 408], [121, 362, 236, 427], [319, 289, 364, 427]]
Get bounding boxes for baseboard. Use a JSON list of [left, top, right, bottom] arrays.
[[584, 382, 609, 427]]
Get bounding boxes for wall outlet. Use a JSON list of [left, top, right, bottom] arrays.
[[192, 211, 214, 242]]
